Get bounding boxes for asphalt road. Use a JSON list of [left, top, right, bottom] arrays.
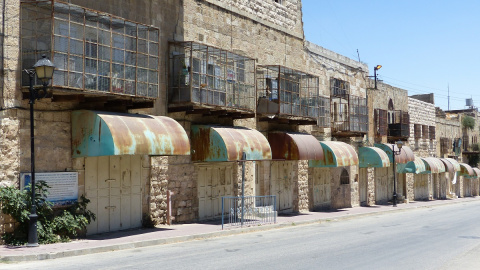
[[2, 200, 480, 270]]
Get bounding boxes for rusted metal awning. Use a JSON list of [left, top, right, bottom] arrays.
[[444, 158, 461, 172], [397, 157, 426, 174], [358, 147, 390, 168], [473, 168, 480, 179], [374, 143, 415, 164], [191, 125, 272, 162], [459, 163, 475, 177], [72, 110, 190, 157], [421, 157, 446, 174], [440, 158, 455, 174], [309, 141, 358, 167], [268, 132, 323, 160]]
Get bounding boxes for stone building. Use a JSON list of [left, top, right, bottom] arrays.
[[443, 108, 480, 197], [366, 82, 412, 205], [2, 0, 479, 239]]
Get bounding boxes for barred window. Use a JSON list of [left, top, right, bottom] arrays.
[[414, 124, 422, 139]]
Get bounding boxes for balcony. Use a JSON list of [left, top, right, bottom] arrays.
[[168, 41, 255, 119], [20, 1, 159, 109], [256, 65, 322, 125], [388, 110, 410, 139], [331, 95, 367, 137]]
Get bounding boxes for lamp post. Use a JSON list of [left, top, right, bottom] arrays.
[[24, 55, 55, 247], [392, 141, 403, 207], [374, 65, 382, 89]]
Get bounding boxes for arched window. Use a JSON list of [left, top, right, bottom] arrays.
[[340, 168, 349, 185]]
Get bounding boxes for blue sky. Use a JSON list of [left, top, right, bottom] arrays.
[[302, 0, 480, 111]]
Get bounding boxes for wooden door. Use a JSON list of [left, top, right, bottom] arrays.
[[375, 167, 389, 204], [85, 155, 142, 235], [271, 162, 294, 212], [312, 168, 331, 209], [197, 164, 234, 220]]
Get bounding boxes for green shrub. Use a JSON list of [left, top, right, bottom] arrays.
[[0, 181, 96, 245], [462, 115, 475, 130]]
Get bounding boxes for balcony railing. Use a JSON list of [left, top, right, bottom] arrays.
[[169, 41, 256, 114], [256, 65, 321, 124], [21, 0, 159, 98]]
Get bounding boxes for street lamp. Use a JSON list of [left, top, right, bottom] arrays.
[[24, 54, 55, 247], [392, 141, 403, 207], [374, 65, 382, 89]]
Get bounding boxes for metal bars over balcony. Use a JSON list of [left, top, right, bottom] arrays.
[[256, 65, 321, 125], [21, 0, 160, 98], [388, 110, 410, 139], [169, 41, 256, 116]]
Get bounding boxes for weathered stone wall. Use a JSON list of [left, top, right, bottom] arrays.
[[202, 0, 304, 38], [151, 156, 197, 224], [294, 160, 309, 212], [408, 97, 437, 157]]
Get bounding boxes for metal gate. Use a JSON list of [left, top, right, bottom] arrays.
[[221, 195, 276, 229]]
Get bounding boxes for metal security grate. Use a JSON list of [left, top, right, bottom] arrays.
[[21, 0, 159, 98], [169, 41, 256, 112]]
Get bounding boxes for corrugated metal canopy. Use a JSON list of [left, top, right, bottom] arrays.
[[444, 158, 461, 172], [374, 143, 415, 164], [268, 132, 324, 160], [397, 157, 426, 174], [459, 163, 475, 177], [309, 141, 358, 167], [191, 125, 272, 162], [440, 158, 455, 174], [421, 157, 446, 174], [358, 147, 390, 168], [473, 168, 480, 179], [72, 110, 190, 157]]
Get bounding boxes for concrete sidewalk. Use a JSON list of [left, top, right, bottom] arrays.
[[1, 197, 479, 262]]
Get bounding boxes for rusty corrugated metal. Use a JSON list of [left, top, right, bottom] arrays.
[[472, 168, 480, 179], [358, 147, 390, 168], [72, 110, 190, 157], [459, 163, 474, 177], [440, 158, 455, 174], [397, 157, 426, 174], [309, 141, 358, 167], [421, 157, 446, 174], [191, 125, 272, 162], [374, 143, 415, 164], [444, 158, 461, 171], [268, 132, 323, 160]]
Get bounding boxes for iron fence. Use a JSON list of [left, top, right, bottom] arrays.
[[221, 195, 276, 229]]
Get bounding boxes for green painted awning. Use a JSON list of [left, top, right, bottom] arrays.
[[191, 125, 272, 162], [459, 163, 475, 178], [358, 147, 390, 168], [309, 141, 358, 168], [72, 110, 190, 157], [422, 157, 446, 174], [374, 143, 415, 164], [397, 157, 426, 174]]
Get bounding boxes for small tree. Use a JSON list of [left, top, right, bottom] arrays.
[[462, 115, 476, 130], [0, 181, 96, 245]]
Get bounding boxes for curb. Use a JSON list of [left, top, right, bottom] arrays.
[[0, 198, 476, 262]]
